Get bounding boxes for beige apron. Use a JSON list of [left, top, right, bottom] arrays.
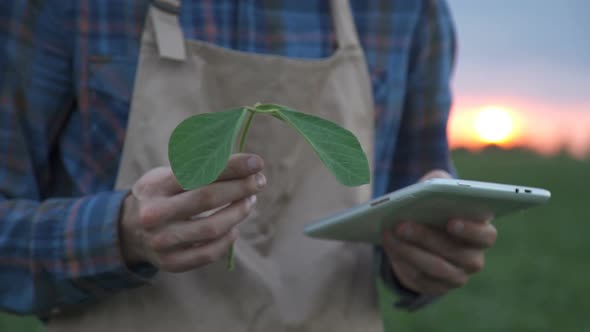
[[49, 0, 381, 330]]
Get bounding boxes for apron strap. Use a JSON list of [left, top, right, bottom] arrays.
[[148, 0, 359, 60], [150, 0, 186, 61], [330, 0, 361, 49]]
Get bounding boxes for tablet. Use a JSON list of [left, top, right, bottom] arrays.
[[304, 178, 551, 244]]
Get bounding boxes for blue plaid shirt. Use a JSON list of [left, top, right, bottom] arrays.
[[0, 0, 455, 318]]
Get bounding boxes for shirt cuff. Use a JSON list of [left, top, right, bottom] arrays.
[[35, 190, 157, 309], [375, 246, 438, 311]]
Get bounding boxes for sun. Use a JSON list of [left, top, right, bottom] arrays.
[[474, 106, 515, 144]]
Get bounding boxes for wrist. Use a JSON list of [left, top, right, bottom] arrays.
[[119, 192, 145, 265]]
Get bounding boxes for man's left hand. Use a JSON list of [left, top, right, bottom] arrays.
[[382, 170, 498, 296]]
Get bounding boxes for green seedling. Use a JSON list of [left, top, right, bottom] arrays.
[[168, 103, 370, 270]]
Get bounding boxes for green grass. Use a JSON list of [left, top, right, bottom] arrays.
[[2, 148, 589, 331], [0, 313, 42, 332]]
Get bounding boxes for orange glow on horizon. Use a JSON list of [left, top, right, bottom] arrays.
[[449, 97, 590, 159], [473, 106, 518, 145]]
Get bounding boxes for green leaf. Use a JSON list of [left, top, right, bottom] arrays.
[[168, 108, 247, 190], [260, 104, 370, 187]]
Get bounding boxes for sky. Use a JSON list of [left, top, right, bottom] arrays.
[[446, 0, 590, 157]]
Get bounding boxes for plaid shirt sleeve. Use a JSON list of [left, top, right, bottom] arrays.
[[0, 1, 154, 317], [376, 0, 457, 314]]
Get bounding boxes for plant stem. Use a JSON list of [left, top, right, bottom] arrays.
[[239, 110, 255, 152], [227, 109, 256, 271]]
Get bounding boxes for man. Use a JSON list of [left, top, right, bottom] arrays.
[[0, 0, 497, 331]]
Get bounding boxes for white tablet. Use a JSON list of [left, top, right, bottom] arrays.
[[304, 178, 551, 244]]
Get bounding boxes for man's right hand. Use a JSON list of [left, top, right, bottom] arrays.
[[119, 154, 266, 272]]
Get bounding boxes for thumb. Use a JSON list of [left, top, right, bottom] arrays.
[[419, 169, 453, 182]]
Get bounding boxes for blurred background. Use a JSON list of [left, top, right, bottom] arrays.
[[386, 0, 590, 331], [2, 0, 588, 331]]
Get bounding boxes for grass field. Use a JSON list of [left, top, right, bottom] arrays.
[[2, 148, 589, 331]]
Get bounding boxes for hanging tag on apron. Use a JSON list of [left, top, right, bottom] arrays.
[[150, 0, 186, 61]]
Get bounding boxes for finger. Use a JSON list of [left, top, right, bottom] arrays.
[[389, 257, 422, 293], [412, 273, 454, 296], [395, 222, 485, 273], [447, 219, 497, 249], [158, 228, 238, 273], [392, 258, 452, 296], [134, 154, 263, 199], [151, 196, 256, 251], [384, 232, 445, 294], [418, 169, 452, 182], [385, 235, 469, 289], [215, 154, 264, 182], [143, 172, 266, 226], [133, 167, 185, 197]]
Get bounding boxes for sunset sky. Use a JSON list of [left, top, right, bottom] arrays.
[[447, 0, 590, 158]]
